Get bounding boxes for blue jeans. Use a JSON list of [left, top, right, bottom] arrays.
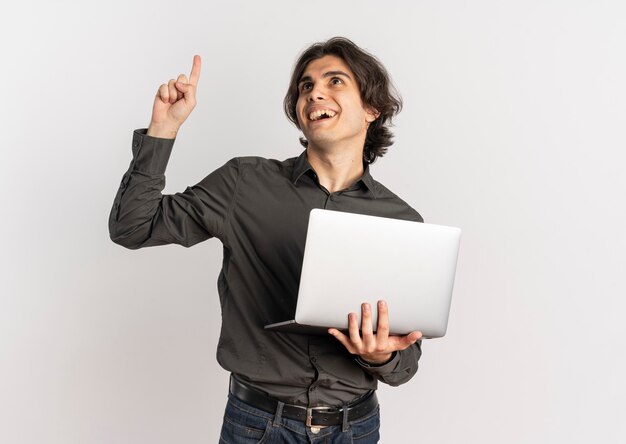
[[219, 393, 381, 443]]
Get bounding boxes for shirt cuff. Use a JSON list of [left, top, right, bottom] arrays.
[[355, 351, 398, 374], [131, 128, 176, 175]]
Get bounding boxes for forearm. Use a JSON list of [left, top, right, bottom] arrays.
[[108, 129, 175, 249], [109, 129, 240, 250]]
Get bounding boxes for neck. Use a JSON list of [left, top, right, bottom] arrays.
[[306, 142, 365, 193]]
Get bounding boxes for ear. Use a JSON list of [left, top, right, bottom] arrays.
[[365, 106, 380, 123]]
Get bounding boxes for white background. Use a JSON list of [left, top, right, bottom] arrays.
[[1, 1, 625, 443]]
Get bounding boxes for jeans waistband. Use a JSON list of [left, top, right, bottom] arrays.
[[229, 376, 378, 428]]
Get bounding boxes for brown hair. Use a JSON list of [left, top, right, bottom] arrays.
[[284, 37, 402, 164]]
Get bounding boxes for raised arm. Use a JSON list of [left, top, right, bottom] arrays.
[[109, 55, 240, 250]]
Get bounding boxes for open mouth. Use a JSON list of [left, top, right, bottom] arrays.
[[308, 109, 337, 121]]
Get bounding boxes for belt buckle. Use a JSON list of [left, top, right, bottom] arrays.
[[306, 406, 331, 430], [305, 407, 314, 427]]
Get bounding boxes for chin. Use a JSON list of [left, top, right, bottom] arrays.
[[305, 135, 338, 149]]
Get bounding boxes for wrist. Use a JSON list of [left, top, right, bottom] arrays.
[[359, 352, 393, 365], [147, 122, 180, 139]]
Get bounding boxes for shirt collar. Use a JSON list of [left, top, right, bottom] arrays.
[[291, 150, 377, 198]]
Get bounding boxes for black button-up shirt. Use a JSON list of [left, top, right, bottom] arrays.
[[109, 129, 424, 407]]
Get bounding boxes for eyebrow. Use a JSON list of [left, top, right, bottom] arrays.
[[298, 70, 352, 85]]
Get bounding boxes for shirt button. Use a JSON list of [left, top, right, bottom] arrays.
[[132, 140, 139, 148]]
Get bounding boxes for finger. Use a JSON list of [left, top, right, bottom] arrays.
[[360, 303, 375, 351], [328, 329, 357, 354], [158, 83, 169, 103], [168, 79, 178, 104], [376, 300, 390, 344], [409, 331, 423, 342], [174, 81, 195, 101], [347, 313, 363, 348], [189, 54, 201, 86], [389, 331, 422, 351], [176, 74, 188, 100]]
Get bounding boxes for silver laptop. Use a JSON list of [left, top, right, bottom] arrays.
[[264, 209, 461, 338]]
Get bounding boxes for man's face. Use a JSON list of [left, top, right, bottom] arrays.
[[295, 55, 378, 151]]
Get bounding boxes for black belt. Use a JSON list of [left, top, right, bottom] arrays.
[[229, 376, 378, 427]]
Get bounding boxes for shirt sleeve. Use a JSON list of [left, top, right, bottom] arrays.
[[354, 341, 422, 387], [109, 129, 240, 249]]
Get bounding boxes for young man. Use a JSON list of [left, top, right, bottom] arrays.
[[110, 37, 423, 443]]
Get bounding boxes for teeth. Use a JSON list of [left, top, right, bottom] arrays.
[[309, 109, 337, 121]]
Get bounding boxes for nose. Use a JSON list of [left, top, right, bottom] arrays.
[[307, 84, 326, 102]]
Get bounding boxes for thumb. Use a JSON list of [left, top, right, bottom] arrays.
[[407, 331, 422, 343], [175, 82, 196, 100], [395, 331, 422, 349], [174, 82, 197, 109], [175, 81, 194, 95]]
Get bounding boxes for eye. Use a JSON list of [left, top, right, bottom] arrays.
[[330, 77, 343, 85], [301, 82, 313, 92]]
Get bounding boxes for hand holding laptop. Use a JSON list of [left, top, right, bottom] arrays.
[[328, 300, 423, 365]]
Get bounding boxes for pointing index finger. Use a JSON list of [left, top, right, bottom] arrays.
[[189, 54, 201, 86]]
